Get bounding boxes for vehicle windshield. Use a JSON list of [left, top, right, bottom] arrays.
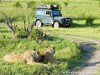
[[52, 10, 62, 17]]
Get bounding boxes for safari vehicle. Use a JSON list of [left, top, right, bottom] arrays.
[[34, 4, 72, 28]]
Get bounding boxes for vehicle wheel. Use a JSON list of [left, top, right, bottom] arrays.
[[35, 20, 42, 27], [53, 22, 60, 28]]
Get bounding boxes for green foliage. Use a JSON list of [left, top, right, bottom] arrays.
[[85, 16, 95, 25], [13, 1, 22, 8], [0, 26, 83, 75], [28, 1, 37, 18], [16, 28, 44, 40], [28, 1, 36, 9], [79, 13, 95, 25], [16, 28, 29, 38], [30, 28, 44, 40]]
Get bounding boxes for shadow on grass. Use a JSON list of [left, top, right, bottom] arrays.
[[46, 35, 64, 41], [71, 23, 100, 28], [0, 30, 11, 33]]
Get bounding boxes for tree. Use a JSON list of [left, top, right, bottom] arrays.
[[3, 13, 17, 34]]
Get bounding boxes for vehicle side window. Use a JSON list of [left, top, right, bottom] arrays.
[[36, 11, 44, 15], [46, 11, 51, 15]]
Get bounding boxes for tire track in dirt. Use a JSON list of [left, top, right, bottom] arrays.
[[54, 34, 100, 75], [72, 43, 100, 75]]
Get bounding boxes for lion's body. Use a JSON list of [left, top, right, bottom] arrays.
[[4, 50, 42, 64], [4, 46, 56, 65], [4, 53, 25, 63]]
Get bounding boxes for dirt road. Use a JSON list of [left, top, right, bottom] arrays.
[[55, 34, 100, 75]]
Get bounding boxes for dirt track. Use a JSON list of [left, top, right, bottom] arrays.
[[72, 43, 100, 75], [55, 34, 100, 75]]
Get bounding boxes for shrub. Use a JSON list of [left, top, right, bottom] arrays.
[[30, 28, 44, 40], [79, 13, 95, 25], [13, 1, 22, 8], [16, 28, 44, 40], [16, 28, 29, 38], [28, 1, 36, 9], [85, 16, 95, 25]]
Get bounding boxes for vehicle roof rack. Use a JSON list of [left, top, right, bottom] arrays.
[[36, 4, 59, 9]]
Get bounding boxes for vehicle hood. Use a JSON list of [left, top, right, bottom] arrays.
[[54, 16, 65, 20], [54, 16, 71, 20]]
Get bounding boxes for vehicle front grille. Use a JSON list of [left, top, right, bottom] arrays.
[[61, 18, 70, 24]]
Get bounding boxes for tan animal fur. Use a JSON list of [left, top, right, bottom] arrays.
[[41, 46, 56, 63], [4, 50, 42, 64]]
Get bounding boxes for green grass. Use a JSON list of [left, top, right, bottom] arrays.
[[62, 0, 100, 19], [3, 19, 100, 39], [0, 0, 100, 22], [41, 20, 100, 39], [0, 0, 100, 74], [0, 25, 84, 75], [0, 2, 31, 22]]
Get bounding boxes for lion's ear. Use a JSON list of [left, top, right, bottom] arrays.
[[52, 47, 55, 54], [53, 46, 55, 49]]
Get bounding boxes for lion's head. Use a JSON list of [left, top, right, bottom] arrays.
[[40, 46, 56, 63], [45, 46, 55, 55]]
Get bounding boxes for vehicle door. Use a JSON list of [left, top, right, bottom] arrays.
[[43, 10, 53, 25]]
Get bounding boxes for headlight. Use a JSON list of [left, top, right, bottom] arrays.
[[66, 19, 71, 21]]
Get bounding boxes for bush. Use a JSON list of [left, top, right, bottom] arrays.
[[30, 28, 44, 40], [28, 1, 36, 9], [85, 16, 95, 25], [16, 29, 29, 38], [16, 28, 44, 40], [79, 13, 95, 25], [13, 1, 22, 8]]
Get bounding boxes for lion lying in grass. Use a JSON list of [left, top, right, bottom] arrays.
[[4, 46, 56, 65], [4, 50, 42, 64]]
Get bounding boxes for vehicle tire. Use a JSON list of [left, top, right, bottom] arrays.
[[35, 20, 42, 27], [53, 22, 60, 28]]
